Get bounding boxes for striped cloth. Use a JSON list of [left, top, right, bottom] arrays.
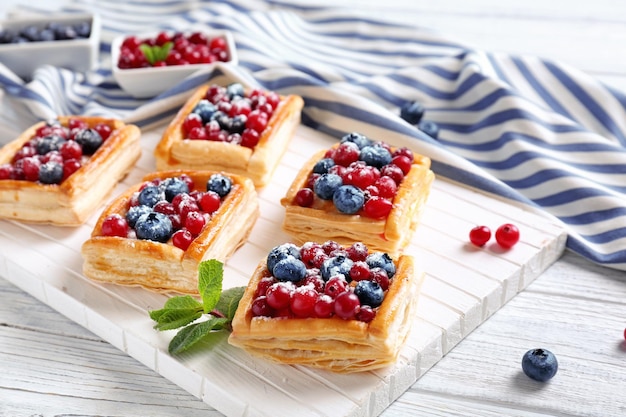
[[2, 0, 626, 270]]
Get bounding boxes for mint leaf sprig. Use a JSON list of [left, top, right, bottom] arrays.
[[139, 41, 173, 65], [149, 259, 245, 355]]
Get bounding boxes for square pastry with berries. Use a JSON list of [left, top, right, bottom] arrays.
[[0, 116, 140, 226], [228, 240, 424, 373], [280, 132, 435, 256], [154, 82, 304, 187], [81, 170, 259, 294]]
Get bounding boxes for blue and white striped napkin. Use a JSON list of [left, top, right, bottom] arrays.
[[2, 0, 625, 270]]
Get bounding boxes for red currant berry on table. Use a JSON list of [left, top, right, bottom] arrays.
[[495, 223, 520, 248], [469, 225, 491, 247]]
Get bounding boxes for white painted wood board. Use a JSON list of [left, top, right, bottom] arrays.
[[0, 124, 567, 417]]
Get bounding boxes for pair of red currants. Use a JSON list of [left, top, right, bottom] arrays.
[[469, 223, 520, 249]]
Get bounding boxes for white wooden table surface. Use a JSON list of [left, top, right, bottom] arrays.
[[1, 1, 626, 416]]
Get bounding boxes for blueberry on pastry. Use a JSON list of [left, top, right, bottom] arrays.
[[0, 116, 141, 226], [229, 240, 424, 373], [81, 170, 259, 294], [280, 132, 435, 256], [154, 82, 304, 187]]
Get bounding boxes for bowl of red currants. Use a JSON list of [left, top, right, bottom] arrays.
[[110, 29, 238, 98], [0, 13, 100, 80]]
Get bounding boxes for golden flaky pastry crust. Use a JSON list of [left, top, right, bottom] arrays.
[[0, 116, 141, 226], [229, 254, 424, 373], [154, 84, 304, 187], [280, 148, 435, 257], [81, 170, 259, 294]]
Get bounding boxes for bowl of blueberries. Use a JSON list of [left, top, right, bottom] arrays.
[[110, 28, 237, 98], [0, 13, 100, 80]]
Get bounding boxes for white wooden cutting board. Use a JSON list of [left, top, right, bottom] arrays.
[[0, 124, 566, 417]]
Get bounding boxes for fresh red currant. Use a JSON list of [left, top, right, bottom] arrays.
[[349, 261, 370, 281], [495, 223, 520, 249], [363, 196, 393, 219], [183, 113, 204, 135], [334, 291, 360, 320], [346, 242, 369, 261], [324, 276, 348, 298], [370, 267, 390, 291], [313, 295, 334, 318], [290, 286, 317, 317], [374, 176, 397, 199], [266, 282, 294, 310], [172, 229, 194, 250], [469, 225, 491, 247], [62, 159, 81, 180], [101, 214, 129, 237], [251, 296, 273, 317], [198, 191, 221, 214], [294, 188, 314, 207], [184, 211, 206, 235], [356, 305, 376, 322]]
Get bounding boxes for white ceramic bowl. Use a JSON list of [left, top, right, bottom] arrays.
[[110, 29, 238, 99], [0, 13, 100, 80]]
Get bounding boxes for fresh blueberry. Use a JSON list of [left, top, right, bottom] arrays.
[[354, 280, 384, 308], [314, 173, 342, 200], [74, 128, 103, 155], [206, 173, 232, 197], [161, 177, 189, 202], [333, 185, 365, 214], [358, 144, 392, 168], [138, 185, 164, 207], [400, 100, 425, 125], [522, 348, 558, 382], [226, 83, 245, 100], [73, 22, 91, 38], [340, 132, 371, 149], [20, 26, 42, 42], [267, 243, 301, 272], [320, 255, 354, 281], [38, 161, 63, 184], [35, 135, 66, 155], [0, 29, 16, 44], [192, 100, 217, 124], [125, 205, 152, 228], [418, 120, 439, 139], [53, 24, 77, 40], [38, 29, 55, 42], [366, 252, 396, 278], [215, 112, 233, 131], [230, 114, 247, 134], [272, 257, 307, 282], [312, 158, 335, 175], [135, 212, 173, 243]]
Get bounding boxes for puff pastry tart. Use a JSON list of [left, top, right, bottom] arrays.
[[229, 240, 424, 373], [154, 82, 304, 188], [280, 132, 435, 256], [81, 170, 259, 294], [0, 116, 141, 226]]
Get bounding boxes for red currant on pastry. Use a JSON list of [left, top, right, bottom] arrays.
[[495, 223, 520, 248]]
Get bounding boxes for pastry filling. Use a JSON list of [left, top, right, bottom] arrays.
[[251, 241, 397, 322], [100, 173, 234, 250], [181, 83, 282, 149], [293, 132, 416, 219], [0, 118, 113, 185]]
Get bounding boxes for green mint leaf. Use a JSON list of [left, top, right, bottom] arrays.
[[152, 308, 203, 331], [139, 44, 156, 65], [198, 259, 223, 314], [214, 286, 245, 320], [163, 295, 203, 310], [155, 41, 173, 62], [168, 317, 229, 355]]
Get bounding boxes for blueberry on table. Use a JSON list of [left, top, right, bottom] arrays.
[[400, 100, 425, 125], [522, 348, 558, 382], [418, 120, 440, 139], [333, 184, 365, 214]]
